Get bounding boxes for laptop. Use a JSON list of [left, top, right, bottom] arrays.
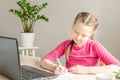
[[0, 36, 57, 80]]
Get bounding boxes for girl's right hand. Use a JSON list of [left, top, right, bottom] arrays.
[[54, 65, 68, 74]]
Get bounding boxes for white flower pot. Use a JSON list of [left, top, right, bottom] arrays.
[[21, 33, 35, 47]]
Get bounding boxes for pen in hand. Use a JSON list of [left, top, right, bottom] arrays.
[[55, 55, 62, 66], [54, 55, 68, 74]]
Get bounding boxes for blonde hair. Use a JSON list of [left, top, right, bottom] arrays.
[[65, 12, 99, 61], [74, 12, 98, 31]]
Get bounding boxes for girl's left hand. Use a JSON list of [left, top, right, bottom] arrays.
[[68, 65, 88, 74]]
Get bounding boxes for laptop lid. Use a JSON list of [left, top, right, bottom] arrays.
[[0, 36, 21, 80]]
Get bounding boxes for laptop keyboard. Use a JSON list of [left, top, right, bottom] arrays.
[[21, 67, 42, 80], [21, 65, 58, 80]]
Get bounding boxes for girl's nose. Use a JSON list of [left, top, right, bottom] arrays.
[[76, 35, 81, 40]]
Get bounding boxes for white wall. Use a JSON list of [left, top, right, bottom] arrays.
[[0, 0, 120, 64]]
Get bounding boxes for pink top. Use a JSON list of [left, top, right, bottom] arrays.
[[43, 39, 120, 68]]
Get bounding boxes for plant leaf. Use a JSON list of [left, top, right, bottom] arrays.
[[36, 15, 49, 22]]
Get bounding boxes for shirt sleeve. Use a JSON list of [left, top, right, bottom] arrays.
[[93, 41, 120, 66], [42, 40, 71, 62]]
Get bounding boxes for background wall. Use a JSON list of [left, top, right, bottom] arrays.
[[0, 0, 120, 65]]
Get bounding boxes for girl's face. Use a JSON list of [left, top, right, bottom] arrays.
[[72, 22, 93, 46]]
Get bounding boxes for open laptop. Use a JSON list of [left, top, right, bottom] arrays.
[[0, 36, 57, 80]]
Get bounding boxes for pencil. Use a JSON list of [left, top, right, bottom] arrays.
[[55, 55, 62, 65]]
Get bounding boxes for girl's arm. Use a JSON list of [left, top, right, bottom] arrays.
[[91, 41, 120, 66], [88, 65, 120, 74], [69, 65, 120, 74], [40, 40, 70, 74], [40, 59, 57, 71], [40, 59, 68, 74]]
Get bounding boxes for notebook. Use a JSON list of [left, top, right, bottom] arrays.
[[0, 36, 57, 80]]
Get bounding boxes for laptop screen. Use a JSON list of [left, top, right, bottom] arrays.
[[0, 36, 21, 80]]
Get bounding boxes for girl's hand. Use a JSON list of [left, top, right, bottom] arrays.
[[68, 65, 87, 74], [54, 65, 68, 74]]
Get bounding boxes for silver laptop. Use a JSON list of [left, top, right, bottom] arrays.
[[0, 36, 57, 80]]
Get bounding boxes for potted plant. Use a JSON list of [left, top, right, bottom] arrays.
[[9, 0, 49, 47], [115, 70, 120, 80]]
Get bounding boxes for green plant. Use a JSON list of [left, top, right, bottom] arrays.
[[9, 0, 49, 33], [115, 70, 120, 79]]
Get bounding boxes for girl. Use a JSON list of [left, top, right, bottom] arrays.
[[40, 12, 120, 74]]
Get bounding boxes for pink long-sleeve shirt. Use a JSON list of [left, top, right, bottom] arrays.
[[43, 39, 120, 68]]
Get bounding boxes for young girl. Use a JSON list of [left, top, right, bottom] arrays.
[[40, 12, 120, 74]]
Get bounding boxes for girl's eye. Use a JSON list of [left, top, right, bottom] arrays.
[[82, 34, 88, 37], [74, 30, 79, 34]]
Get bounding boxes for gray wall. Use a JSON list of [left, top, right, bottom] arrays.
[[0, 0, 120, 64]]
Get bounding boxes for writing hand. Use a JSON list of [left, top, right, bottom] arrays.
[[54, 65, 68, 74]]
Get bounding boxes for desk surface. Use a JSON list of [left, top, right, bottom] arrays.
[[0, 55, 116, 80]]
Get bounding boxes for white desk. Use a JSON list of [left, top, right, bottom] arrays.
[[19, 47, 39, 57], [0, 55, 116, 80]]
